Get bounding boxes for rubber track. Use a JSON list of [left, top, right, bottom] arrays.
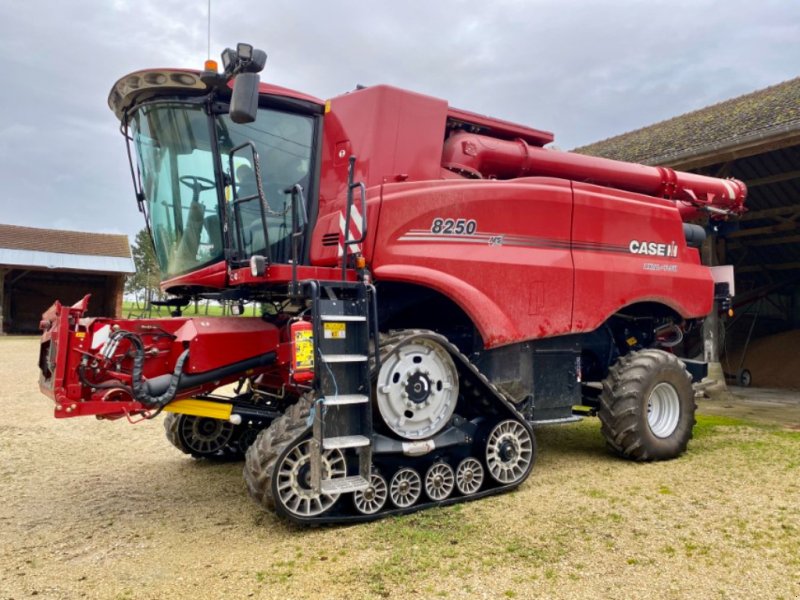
[[265, 329, 536, 525]]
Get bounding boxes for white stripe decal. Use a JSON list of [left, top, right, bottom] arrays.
[[338, 207, 363, 257]]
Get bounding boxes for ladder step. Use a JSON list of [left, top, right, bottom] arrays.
[[322, 435, 371, 450], [320, 475, 370, 494], [320, 315, 367, 322], [322, 394, 370, 406], [320, 354, 368, 363]]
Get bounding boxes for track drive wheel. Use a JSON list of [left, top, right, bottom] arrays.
[[164, 413, 241, 460], [599, 349, 695, 461], [244, 394, 345, 520]]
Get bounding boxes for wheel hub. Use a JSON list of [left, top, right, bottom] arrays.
[[405, 372, 432, 404], [647, 382, 681, 438], [376, 338, 459, 440], [499, 440, 517, 462]]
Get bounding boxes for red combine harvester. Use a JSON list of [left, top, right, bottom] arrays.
[[38, 44, 744, 524]]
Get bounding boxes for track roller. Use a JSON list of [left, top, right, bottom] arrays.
[[353, 472, 389, 515], [389, 468, 422, 508], [425, 462, 455, 501], [455, 457, 484, 495]]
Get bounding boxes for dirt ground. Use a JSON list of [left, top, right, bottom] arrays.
[[1, 336, 799, 600]]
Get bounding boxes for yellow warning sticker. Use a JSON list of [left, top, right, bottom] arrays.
[[294, 329, 314, 369], [323, 322, 346, 339]]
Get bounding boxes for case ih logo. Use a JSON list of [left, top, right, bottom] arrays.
[[629, 240, 679, 258]]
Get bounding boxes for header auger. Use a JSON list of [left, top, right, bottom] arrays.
[[38, 42, 743, 524]]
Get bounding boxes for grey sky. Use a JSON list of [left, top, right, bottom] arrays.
[[0, 0, 798, 240]]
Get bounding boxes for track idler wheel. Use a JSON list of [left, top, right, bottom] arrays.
[[485, 419, 536, 485], [244, 394, 347, 521], [164, 413, 241, 460], [274, 439, 346, 518]]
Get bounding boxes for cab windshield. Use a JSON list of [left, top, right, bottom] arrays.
[[130, 101, 314, 277]]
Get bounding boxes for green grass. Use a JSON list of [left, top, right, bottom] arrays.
[[122, 300, 260, 318], [692, 413, 751, 438]]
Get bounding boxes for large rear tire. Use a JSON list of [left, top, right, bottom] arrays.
[[598, 349, 695, 461]]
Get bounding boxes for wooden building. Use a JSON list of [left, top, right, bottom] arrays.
[[0, 224, 134, 334]]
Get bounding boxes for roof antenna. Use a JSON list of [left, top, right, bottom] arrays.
[[207, 0, 212, 60]]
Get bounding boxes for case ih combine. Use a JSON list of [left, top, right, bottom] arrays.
[[38, 44, 744, 524]]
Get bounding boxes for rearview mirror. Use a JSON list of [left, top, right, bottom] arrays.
[[230, 72, 260, 124]]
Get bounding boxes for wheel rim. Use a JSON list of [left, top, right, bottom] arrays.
[[353, 473, 388, 515], [179, 416, 234, 455], [647, 382, 681, 438], [425, 463, 455, 501], [275, 439, 346, 517], [486, 420, 533, 484], [376, 339, 459, 440], [389, 468, 422, 508], [456, 458, 484, 495]]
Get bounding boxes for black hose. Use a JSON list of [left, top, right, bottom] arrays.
[[107, 330, 190, 408]]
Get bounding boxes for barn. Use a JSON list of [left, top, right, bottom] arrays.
[[0, 224, 134, 334], [577, 77, 800, 388]]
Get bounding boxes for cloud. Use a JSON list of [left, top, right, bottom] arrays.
[[0, 0, 797, 239]]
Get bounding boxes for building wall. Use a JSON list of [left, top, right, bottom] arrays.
[[1, 269, 125, 334]]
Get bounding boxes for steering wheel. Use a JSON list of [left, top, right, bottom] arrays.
[[179, 175, 216, 203]]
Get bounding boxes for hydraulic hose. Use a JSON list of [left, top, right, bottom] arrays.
[[106, 330, 190, 408]]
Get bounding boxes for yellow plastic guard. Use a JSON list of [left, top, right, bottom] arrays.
[[162, 399, 233, 420]]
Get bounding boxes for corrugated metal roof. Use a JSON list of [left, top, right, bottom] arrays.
[[574, 77, 800, 166], [0, 224, 132, 258], [0, 248, 134, 274]]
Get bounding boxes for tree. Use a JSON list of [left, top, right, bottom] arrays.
[[126, 228, 162, 310]]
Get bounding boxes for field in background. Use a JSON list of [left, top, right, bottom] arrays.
[[122, 300, 260, 319], [2, 336, 799, 599]]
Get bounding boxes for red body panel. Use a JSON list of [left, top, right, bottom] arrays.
[[570, 182, 711, 332], [369, 178, 574, 347], [365, 177, 712, 348], [39, 297, 283, 419]]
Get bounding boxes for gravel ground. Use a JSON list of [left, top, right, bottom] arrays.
[[1, 336, 799, 600]]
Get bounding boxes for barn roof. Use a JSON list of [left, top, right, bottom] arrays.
[[574, 77, 800, 168], [0, 224, 134, 274]]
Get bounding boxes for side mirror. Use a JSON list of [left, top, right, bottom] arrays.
[[230, 72, 260, 124]]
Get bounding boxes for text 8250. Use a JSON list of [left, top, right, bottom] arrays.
[[430, 218, 478, 235]]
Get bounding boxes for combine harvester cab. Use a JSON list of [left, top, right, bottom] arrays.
[[37, 42, 745, 524]]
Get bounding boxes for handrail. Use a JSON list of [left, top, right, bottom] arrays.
[[285, 183, 307, 296], [228, 141, 270, 265], [342, 155, 368, 280]]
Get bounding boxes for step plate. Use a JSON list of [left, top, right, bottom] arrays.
[[322, 435, 371, 450], [320, 354, 368, 363], [320, 315, 367, 322], [322, 394, 370, 406], [320, 475, 369, 494]]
